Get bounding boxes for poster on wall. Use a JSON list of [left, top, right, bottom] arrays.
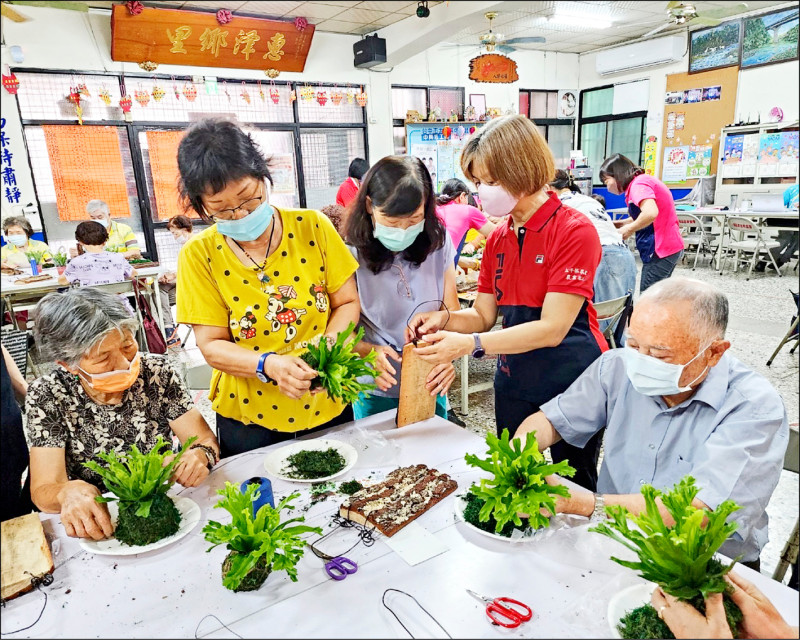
[[436, 140, 454, 192], [665, 91, 684, 104], [722, 134, 744, 177], [643, 137, 658, 176], [702, 86, 722, 101], [406, 123, 484, 191], [557, 90, 578, 119], [741, 6, 799, 69], [675, 113, 685, 130], [683, 88, 703, 104], [778, 130, 799, 176], [662, 145, 689, 183], [758, 132, 782, 177], [689, 20, 742, 73], [687, 144, 713, 178], [740, 134, 760, 177], [269, 155, 296, 194]]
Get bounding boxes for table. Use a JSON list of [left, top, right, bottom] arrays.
[[1, 266, 166, 349], [691, 209, 800, 271], [2, 414, 796, 639]]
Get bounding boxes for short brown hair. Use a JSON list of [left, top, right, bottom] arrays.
[[460, 115, 555, 197], [2, 215, 33, 238], [75, 220, 109, 246], [167, 215, 193, 233]]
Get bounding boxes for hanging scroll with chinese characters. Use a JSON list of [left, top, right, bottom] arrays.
[[111, 5, 315, 72]]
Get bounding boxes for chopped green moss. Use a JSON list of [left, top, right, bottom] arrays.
[[462, 492, 530, 538], [617, 596, 742, 639], [284, 448, 346, 479], [339, 480, 364, 495], [115, 493, 181, 546], [221, 552, 272, 592]]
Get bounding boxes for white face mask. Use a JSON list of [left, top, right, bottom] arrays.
[[477, 183, 518, 217], [175, 233, 189, 246], [623, 342, 712, 397], [92, 218, 109, 228], [5, 233, 28, 247]]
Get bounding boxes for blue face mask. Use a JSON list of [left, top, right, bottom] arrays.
[[373, 219, 425, 252], [215, 200, 274, 242]]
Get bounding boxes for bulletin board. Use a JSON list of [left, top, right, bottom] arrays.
[[660, 66, 738, 186], [405, 122, 485, 193]]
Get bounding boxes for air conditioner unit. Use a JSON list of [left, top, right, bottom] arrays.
[[595, 35, 685, 76]]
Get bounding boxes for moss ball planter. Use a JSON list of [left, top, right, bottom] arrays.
[[115, 492, 181, 547], [221, 552, 272, 592]]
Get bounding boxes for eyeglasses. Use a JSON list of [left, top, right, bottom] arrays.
[[205, 183, 265, 222], [392, 264, 412, 299]]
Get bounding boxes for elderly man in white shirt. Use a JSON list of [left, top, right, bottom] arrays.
[[515, 277, 788, 570]]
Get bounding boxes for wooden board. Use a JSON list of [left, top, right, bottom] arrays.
[[660, 66, 738, 187], [396, 342, 436, 428], [1, 513, 54, 601], [111, 5, 315, 72]]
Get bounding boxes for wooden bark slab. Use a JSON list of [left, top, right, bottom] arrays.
[[397, 343, 436, 428], [1, 513, 54, 601]]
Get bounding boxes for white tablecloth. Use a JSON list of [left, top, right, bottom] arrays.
[[2, 413, 797, 639]]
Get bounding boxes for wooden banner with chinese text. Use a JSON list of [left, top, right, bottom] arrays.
[[468, 54, 519, 84], [111, 5, 315, 72]]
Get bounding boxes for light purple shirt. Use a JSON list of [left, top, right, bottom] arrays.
[[64, 251, 133, 286]]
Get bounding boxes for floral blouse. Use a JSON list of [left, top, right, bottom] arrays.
[[24, 355, 195, 489]]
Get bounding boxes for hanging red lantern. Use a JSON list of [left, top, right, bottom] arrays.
[[119, 95, 133, 113], [183, 83, 197, 102], [442, 126, 452, 140], [469, 126, 476, 134], [316, 90, 328, 106], [68, 88, 84, 125], [356, 91, 367, 107], [2, 72, 19, 95]]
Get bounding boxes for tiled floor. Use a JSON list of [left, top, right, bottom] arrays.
[[180, 255, 798, 581]]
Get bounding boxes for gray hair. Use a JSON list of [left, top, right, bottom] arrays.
[[33, 289, 138, 366], [639, 276, 728, 340], [85, 199, 110, 216], [2, 215, 33, 237]]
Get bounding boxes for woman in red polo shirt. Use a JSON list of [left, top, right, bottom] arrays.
[[599, 154, 684, 292], [335, 158, 369, 208], [407, 115, 608, 491]]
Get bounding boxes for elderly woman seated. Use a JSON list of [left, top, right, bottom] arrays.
[[24, 288, 219, 541]]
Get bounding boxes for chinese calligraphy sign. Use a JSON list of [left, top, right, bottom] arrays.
[[111, 5, 314, 72], [1, 118, 21, 204], [468, 54, 519, 84]]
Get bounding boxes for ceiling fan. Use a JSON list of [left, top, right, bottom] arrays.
[[642, 1, 748, 38], [445, 12, 546, 54]]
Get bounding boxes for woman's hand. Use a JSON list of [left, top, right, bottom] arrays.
[[165, 449, 209, 488], [265, 354, 318, 400], [425, 362, 455, 397], [413, 331, 473, 365], [406, 310, 450, 344], [725, 572, 798, 640], [372, 345, 402, 392], [57, 480, 115, 541], [651, 589, 733, 640], [158, 271, 177, 285], [619, 224, 636, 241]]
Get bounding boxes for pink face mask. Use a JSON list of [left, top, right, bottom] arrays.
[[477, 183, 518, 217]]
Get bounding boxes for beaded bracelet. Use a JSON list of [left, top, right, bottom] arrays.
[[189, 443, 219, 470]]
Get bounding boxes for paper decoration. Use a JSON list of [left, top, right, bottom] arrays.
[[294, 16, 308, 31], [662, 145, 689, 183], [183, 83, 197, 101], [1, 118, 21, 204], [258, 81, 265, 101], [2, 71, 19, 95], [331, 90, 343, 106], [316, 90, 328, 106], [119, 94, 133, 113], [290, 89, 296, 102], [134, 89, 150, 107], [346, 90, 355, 104], [758, 133, 781, 177], [702, 86, 721, 101], [643, 136, 658, 176], [300, 85, 314, 101], [740, 134, 759, 177], [99, 86, 112, 106], [722, 134, 744, 178], [172, 79, 181, 101], [778, 131, 799, 177], [687, 144, 712, 178], [357, 91, 367, 107], [152, 85, 165, 101], [442, 126, 452, 140], [68, 88, 84, 125], [269, 87, 280, 104], [675, 113, 685, 130], [456, 125, 466, 140]]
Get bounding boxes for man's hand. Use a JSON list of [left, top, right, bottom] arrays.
[[57, 480, 115, 540], [651, 589, 733, 640]]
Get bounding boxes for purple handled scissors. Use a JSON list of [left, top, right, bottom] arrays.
[[324, 556, 358, 581]]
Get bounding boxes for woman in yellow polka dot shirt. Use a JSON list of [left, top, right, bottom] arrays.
[[176, 120, 361, 457]]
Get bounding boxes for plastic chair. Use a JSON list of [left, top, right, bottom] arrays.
[[772, 423, 799, 584], [723, 216, 782, 280], [766, 291, 799, 366], [677, 212, 717, 270], [594, 292, 632, 349]]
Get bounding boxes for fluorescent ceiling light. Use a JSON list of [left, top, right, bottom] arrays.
[[548, 14, 612, 29]]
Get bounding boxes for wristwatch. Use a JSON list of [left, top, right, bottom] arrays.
[[590, 493, 605, 521], [471, 333, 485, 359], [255, 352, 275, 383]]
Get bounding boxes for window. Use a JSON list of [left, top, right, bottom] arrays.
[[14, 71, 367, 261], [519, 89, 574, 170], [578, 85, 647, 184], [391, 85, 465, 155]]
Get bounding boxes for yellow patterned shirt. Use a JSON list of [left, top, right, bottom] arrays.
[[1, 239, 52, 266], [106, 221, 139, 253], [176, 207, 358, 432]]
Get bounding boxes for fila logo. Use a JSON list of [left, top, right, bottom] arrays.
[[535, 255, 544, 264]]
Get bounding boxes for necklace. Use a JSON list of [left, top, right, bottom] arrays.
[[232, 218, 276, 290]]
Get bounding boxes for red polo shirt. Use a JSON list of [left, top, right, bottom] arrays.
[[335, 177, 360, 208], [477, 192, 608, 404]]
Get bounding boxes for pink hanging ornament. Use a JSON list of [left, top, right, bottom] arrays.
[[125, 1, 143, 15], [216, 9, 233, 25], [134, 89, 150, 107], [294, 16, 308, 31], [172, 77, 181, 101], [119, 94, 133, 113], [356, 91, 367, 107], [316, 90, 328, 106], [468, 126, 476, 134], [269, 87, 280, 104], [183, 83, 197, 102]]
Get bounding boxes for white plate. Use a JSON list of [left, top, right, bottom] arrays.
[[453, 492, 539, 543], [263, 439, 357, 483], [607, 582, 657, 639], [79, 495, 200, 556]]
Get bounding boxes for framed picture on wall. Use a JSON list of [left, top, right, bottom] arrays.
[[469, 94, 486, 118], [689, 20, 742, 73], [741, 6, 799, 69]]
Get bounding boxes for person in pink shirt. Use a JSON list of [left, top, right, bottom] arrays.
[[599, 154, 684, 292], [435, 179, 495, 266]]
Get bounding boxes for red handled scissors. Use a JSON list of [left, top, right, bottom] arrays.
[[466, 589, 533, 629]]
